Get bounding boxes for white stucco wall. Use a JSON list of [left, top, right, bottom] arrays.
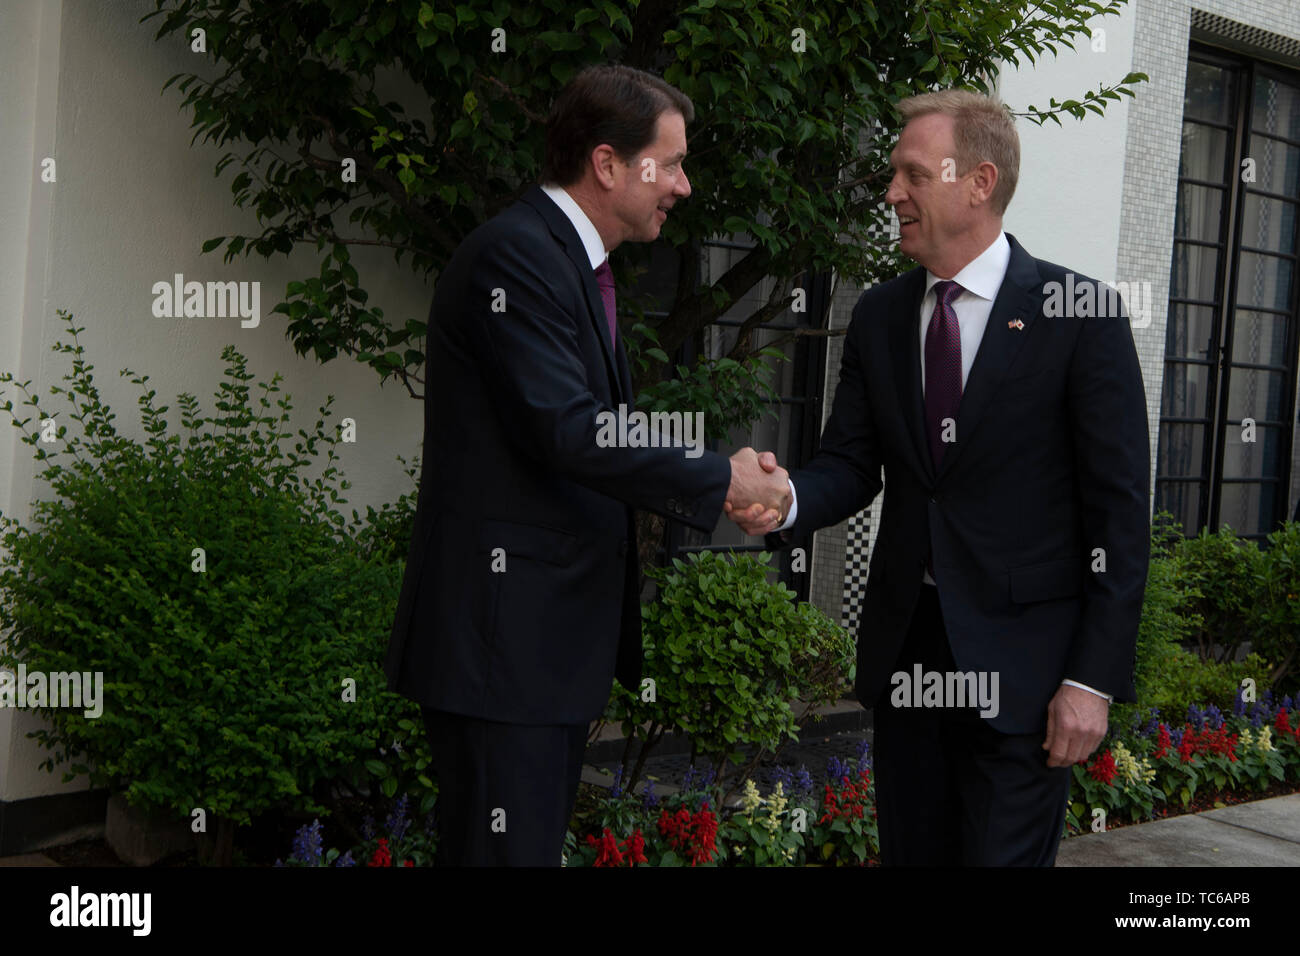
[[1, 0, 429, 803], [998, 5, 1138, 285]]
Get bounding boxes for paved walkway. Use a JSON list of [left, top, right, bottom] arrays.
[[1056, 793, 1300, 866]]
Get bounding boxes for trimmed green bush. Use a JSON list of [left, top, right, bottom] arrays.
[[1176, 523, 1263, 664], [607, 550, 855, 791], [0, 311, 426, 860], [1255, 521, 1300, 693], [1114, 512, 1274, 734]]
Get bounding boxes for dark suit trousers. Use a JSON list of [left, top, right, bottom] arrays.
[[421, 707, 587, 866], [872, 583, 1070, 866]]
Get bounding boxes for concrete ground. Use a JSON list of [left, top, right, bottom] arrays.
[[1055, 793, 1300, 866]]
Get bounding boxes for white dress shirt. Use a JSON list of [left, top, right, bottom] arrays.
[[777, 232, 1109, 701], [541, 182, 608, 270]]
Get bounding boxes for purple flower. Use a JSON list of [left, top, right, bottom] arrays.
[[827, 756, 848, 782], [771, 765, 794, 793], [386, 794, 410, 843], [335, 850, 356, 867], [682, 765, 715, 810], [1233, 687, 1247, 718], [641, 780, 659, 810], [1140, 708, 1161, 737], [1185, 704, 1204, 729], [1170, 727, 1185, 749], [610, 766, 624, 800], [854, 739, 873, 773], [291, 819, 323, 866], [794, 766, 814, 795], [360, 814, 376, 841], [1204, 704, 1224, 730], [1282, 696, 1293, 711], [1250, 707, 1265, 728]]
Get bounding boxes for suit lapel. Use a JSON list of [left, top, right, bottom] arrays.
[[889, 269, 934, 483], [935, 233, 1042, 482], [520, 185, 626, 403]]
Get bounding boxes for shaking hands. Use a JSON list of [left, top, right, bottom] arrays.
[[725, 447, 792, 537]]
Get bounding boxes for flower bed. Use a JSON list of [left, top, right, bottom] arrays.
[[1066, 691, 1299, 832], [277, 696, 1300, 866]]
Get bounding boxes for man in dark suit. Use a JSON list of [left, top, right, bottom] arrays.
[[384, 64, 791, 866], [731, 89, 1150, 865]]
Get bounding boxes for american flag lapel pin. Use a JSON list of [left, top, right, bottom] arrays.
[[1008, 318, 1025, 330]]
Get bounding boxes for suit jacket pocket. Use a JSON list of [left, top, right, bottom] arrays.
[[1008, 556, 1084, 604], [478, 518, 581, 566]]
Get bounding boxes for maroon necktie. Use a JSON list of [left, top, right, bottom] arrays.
[[925, 279, 964, 470], [924, 279, 963, 580], [593, 260, 617, 346]]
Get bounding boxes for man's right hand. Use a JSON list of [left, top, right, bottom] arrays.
[[725, 448, 791, 536]]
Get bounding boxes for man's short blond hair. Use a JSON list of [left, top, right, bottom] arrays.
[[897, 89, 1019, 215]]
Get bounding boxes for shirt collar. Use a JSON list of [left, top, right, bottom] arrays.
[[541, 182, 608, 271], [924, 231, 1010, 302]]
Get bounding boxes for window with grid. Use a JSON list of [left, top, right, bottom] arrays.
[[1157, 45, 1300, 541]]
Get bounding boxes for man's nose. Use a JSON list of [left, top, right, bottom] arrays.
[[675, 167, 691, 199], [884, 174, 904, 206]]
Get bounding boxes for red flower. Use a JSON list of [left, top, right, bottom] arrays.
[[1087, 749, 1117, 785], [818, 770, 874, 824], [589, 827, 625, 867], [1154, 723, 1171, 759], [1276, 709, 1293, 735], [625, 828, 648, 866], [657, 804, 717, 865], [403, 859, 414, 867], [367, 837, 392, 867], [1177, 724, 1238, 763]]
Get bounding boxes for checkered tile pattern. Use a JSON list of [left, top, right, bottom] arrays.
[[822, 193, 899, 632]]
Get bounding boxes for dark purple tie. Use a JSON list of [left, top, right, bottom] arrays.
[[924, 279, 963, 581], [925, 279, 964, 471], [593, 260, 617, 346]]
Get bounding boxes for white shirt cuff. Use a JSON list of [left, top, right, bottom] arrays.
[[774, 479, 797, 532], [1061, 679, 1112, 702]]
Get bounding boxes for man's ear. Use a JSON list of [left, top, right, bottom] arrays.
[[970, 160, 998, 207], [590, 144, 620, 190]]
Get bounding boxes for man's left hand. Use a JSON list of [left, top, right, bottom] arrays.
[[1042, 684, 1109, 768]]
